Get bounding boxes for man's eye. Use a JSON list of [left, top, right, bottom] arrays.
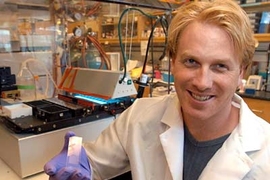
[[214, 64, 228, 71], [184, 59, 198, 67]]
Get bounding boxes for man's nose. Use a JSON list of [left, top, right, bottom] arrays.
[[193, 68, 213, 91]]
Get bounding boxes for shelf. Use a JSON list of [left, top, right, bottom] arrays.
[[140, 37, 167, 43], [101, 22, 137, 26], [254, 33, 270, 42], [97, 2, 270, 44], [158, 0, 185, 5], [239, 2, 270, 42], [93, 0, 178, 11], [99, 34, 270, 44], [99, 38, 140, 44], [101, 23, 116, 26], [241, 2, 270, 13]]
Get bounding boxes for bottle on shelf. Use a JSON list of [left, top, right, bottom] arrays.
[[161, 56, 169, 71], [16, 63, 36, 101]]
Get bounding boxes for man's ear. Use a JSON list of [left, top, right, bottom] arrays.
[[238, 65, 246, 86]]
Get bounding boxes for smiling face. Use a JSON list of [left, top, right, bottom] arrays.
[[171, 21, 244, 123]]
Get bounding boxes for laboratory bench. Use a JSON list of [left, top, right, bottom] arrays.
[[237, 90, 270, 101], [0, 116, 114, 179], [238, 91, 270, 123]]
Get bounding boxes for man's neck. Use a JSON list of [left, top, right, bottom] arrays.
[[183, 105, 239, 142]]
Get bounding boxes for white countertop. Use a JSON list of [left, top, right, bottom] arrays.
[[0, 158, 48, 180]]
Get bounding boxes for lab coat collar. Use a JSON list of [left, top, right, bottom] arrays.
[[159, 95, 184, 180], [199, 95, 264, 180], [159, 94, 265, 180]]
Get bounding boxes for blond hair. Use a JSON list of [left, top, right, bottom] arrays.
[[167, 0, 256, 68]]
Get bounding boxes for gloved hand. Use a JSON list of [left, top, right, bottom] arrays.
[[44, 131, 91, 180]]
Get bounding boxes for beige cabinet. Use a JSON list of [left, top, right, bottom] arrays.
[[243, 97, 270, 123]]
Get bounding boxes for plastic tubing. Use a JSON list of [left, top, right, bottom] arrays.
[[20, 58, 58, 98]]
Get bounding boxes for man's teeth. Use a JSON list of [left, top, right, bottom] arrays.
[[191, 93, 211, 101]]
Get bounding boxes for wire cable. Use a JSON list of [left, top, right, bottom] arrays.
[[128, 11, 136, 61], [118, 7, 156, 84], [136, 15, 169, 98]]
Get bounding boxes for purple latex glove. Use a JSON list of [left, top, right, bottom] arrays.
[[44, 131, 91, 180]]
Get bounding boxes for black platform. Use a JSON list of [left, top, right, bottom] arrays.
[[1, 96, 135, 134]]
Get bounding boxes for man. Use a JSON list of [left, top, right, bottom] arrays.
[[44, 0, 270, 179]]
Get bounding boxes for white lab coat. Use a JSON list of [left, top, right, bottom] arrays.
[[84, 93, 270, 180]]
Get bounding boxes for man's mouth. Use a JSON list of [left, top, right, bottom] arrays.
[[190, 92, 212, 101]]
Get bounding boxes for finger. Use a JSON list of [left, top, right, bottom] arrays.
[[49, 166, 75, 180], [44, 162, 57, 176], [81, 177, 91, 180], [70, 169, 91, 180], [80, 147, 90, 171], [44, 154, 67, 176], [63, 131, 76, 150], [72, 174, 91, 180]]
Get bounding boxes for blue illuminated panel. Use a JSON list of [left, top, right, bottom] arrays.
[[74, 94, 124, 105]]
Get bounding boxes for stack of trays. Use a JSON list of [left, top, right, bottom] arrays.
[[24, 100, 72, 122]]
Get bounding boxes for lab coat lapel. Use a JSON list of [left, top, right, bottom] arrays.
[[159, 97, 184, 180], [199, 98, 262, 180], [198, 132, 254, 180]]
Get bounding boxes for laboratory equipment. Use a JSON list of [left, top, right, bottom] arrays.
[[58, 67, 137, 99], [16, 62, 36, 101], [1, 67, 137, 134]]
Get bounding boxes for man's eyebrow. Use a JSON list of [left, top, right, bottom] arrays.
[[179, 51, 233, 62], [178, 51, 192, 58]]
